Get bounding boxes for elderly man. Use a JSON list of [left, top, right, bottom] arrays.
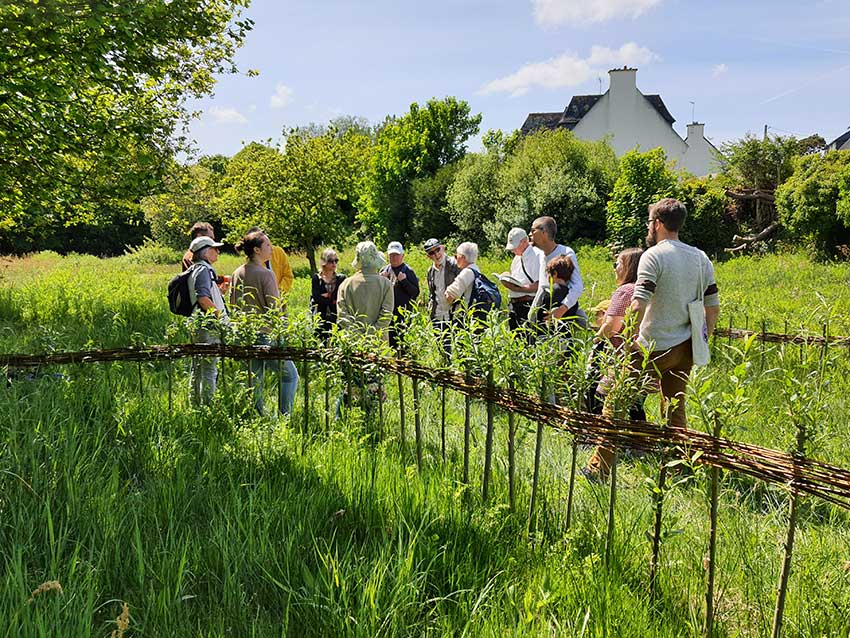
[[187, 235, 227, 406], [380, 241, 420, 350], [584, 198, 720, 480], [527, 216, 585, 327], [500, 227, 540, 331], [423, 237, 460, 352]]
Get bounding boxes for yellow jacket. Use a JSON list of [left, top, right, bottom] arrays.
[[267, 245, 294, 294]]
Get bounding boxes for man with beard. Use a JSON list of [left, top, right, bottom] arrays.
[[584, 198, 720, 480]]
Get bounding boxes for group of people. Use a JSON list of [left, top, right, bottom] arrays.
[[178, 197, 720, 480]]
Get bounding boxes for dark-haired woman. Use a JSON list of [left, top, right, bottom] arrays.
[[310, 248, 346, 341], [230, 231, 298, 415]]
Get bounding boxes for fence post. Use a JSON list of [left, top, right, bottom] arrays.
[[138, 360, 144, 398], [463, 383, 471, 485], [565, 438, 578, 530], [167, 357, 173, 412], [302, 359, 310, 454], [324, 362, 330, 431], [528, 375, 546, 536], [705, 414, 722, 638], [771, 423, 806, 638], [508, 382, 517, 511], [441, 386, 447, 463], [377, 376, 384, 442], [604, 445, 619, 568], [397, 373, 406, 453], [760, 319, 767, 371], [412, 376, 423, 472], [482, 370, 495, 502]]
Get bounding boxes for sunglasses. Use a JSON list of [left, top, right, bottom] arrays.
[[325, 258, 339, 263], [426, 248, 441, 256], [647, 217, 658, 227]]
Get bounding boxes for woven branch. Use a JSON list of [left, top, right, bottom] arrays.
[[2, 343, 850, 508], [714, 327, 850, 347]]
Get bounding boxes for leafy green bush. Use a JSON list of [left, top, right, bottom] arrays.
[[122, 239, 182, 266], [679, 175, 737, 256], [775, 150, 850, 256], [409, 162, 462, 245], [446, 152, 502, 250], [485, 129, 617, 249], [605, 148, 679, 251]]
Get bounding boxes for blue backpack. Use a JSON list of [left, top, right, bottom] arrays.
[[467, 271, 502, 319]]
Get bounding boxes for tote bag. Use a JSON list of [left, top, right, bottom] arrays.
[[688, 257, 710, 366]]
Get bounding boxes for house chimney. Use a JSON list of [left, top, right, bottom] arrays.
[[608, 67, 637, 96], [686, 122, 705, 140]]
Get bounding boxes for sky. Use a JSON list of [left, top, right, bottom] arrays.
[[187, 0, 850, 157]]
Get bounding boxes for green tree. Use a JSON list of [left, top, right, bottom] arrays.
[[488, 129, 617, 249], [775, 150, 850, 255], [357, 97, 481, 243], [217, 131, 371, 271], [720, 134, 808, 191], [409, 162, 463, 245], [0, 0, 252, 252], [446, 152, 503, 250], [679, 175, 737, 256], [606, 148, 679, 250], [142, 158, 228, 251]]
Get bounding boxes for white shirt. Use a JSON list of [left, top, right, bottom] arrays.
[[445, 263, 480, 306], [507, 245, 540, 299], [530, 244, 583, 311]]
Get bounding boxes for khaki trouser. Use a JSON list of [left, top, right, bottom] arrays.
[[586, 338, 693, 477]]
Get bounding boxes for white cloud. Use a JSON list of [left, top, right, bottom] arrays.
[[533, 0, 662, 26], [479, 43, 659, 97], [712, 63, 728, 77], [208, 106, 248, 124], [269, 83, 294, 110]]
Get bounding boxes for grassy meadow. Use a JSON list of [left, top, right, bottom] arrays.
[[0, 245, 849, 636]]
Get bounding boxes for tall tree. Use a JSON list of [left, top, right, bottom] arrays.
[[357, 97, 481, 243], [217, 131, 371, 271], [720, 134, 812, 191], [0, 0, 252, 251]]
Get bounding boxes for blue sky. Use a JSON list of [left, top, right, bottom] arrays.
[[187, 0, 850, 157]]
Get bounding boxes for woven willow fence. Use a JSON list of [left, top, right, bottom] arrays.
[[3, 337, 849, 637]]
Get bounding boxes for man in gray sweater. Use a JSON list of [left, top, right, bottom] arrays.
[[585, 198, 720, 479]]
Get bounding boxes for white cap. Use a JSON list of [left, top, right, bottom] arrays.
[[189, 236, 224, 253], [387, 241, 404, 255], [505, 227, 528, 251]]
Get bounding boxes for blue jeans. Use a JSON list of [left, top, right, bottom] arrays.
[[253, 335, 299, 415], [190, 328, 220, 406]]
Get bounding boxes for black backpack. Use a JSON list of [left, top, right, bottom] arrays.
[[467, 271, 502, 319], [167, 264, 202, 316]]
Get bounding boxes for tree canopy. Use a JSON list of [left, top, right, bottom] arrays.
[[357, 97, 481, 243], [0, 0, 252, 251]]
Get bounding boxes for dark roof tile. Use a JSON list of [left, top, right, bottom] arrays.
[[520, 112, 563, 135]]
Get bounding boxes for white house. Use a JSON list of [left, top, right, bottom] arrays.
[[521, 67, 720, 176], [827, 128, 850, 151]]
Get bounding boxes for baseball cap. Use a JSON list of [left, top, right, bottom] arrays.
[[505, 227, 528, 251], [422, 238, 442, 253], [387, 241, 404, 255], [189, 236, 225, 253]]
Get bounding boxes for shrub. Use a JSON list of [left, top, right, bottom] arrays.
[[775, 150, 850, 256], [679, 175, 737, 256], [605, 148, 679, 251], [485, 129, 617, 249]]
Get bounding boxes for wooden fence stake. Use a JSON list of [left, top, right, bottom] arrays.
[[705, 414, 722, 637], [441, 386, 447, 463], [528, 376, 546, 535], [377, 377, 384, 441], [324, 364, 330, 431], [482, 370, 495, 502], [463, 390, 471, 484], [412, 377, 423, 472], [771, 423, 806, 638], [604, 447, 619, 567], [649, 443, 669, 598], [397, 372, 406, 453], [565, 438, 578, 530], [167, 358, 173, 412], [137, 361, 144, 398], [508, 384, 517, 511], [302, 360, 310, 454]]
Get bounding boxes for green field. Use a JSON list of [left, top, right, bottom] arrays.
[[0, 247, 849, 636]]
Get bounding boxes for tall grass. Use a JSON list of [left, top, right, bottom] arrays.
[[1, 248, 849, 636]]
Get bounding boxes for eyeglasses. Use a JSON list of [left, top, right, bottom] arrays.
[[426, 248, 441, 257], [529, 227, 542, 234], [647, 217, 658, 227], [326, 258, 339, 263]]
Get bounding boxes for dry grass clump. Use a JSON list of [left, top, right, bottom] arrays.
[[27, 580, 62, 603]]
